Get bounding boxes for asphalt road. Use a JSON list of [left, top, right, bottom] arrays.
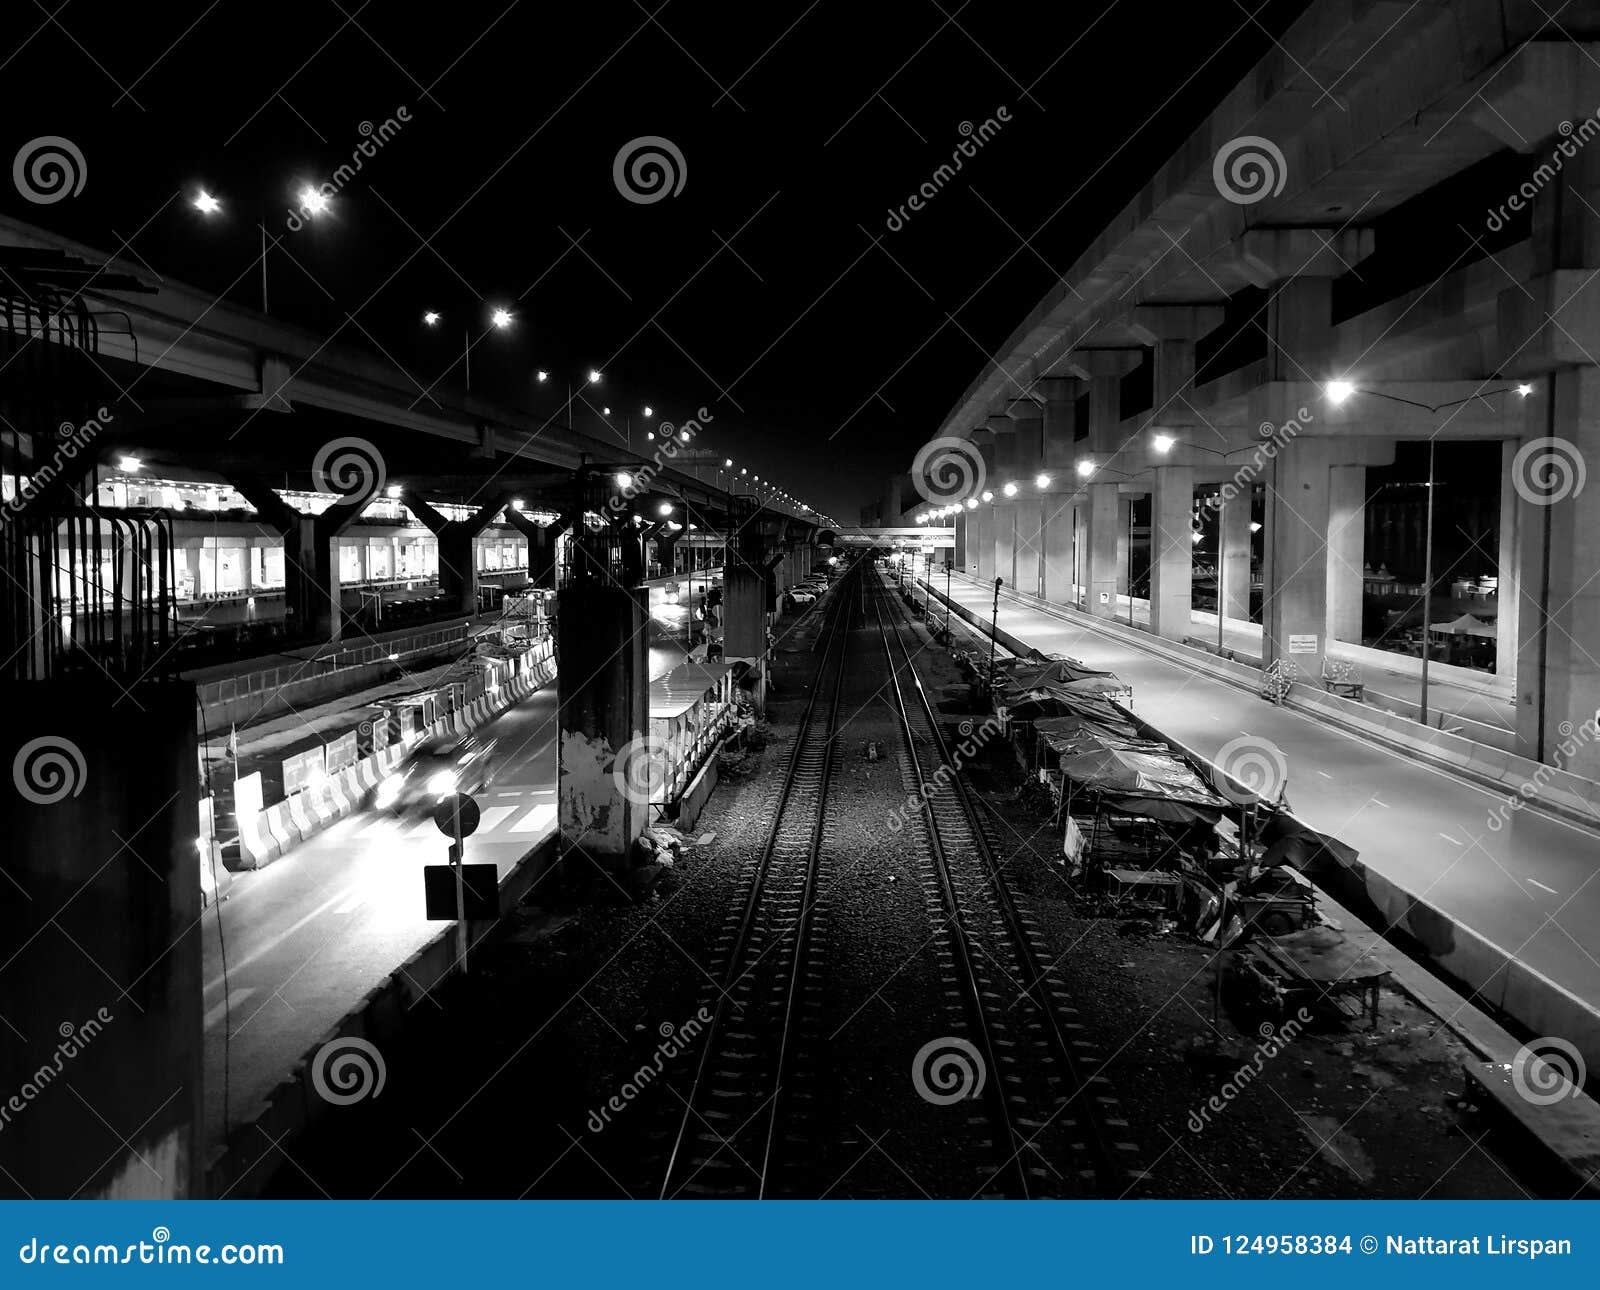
[[203, 685, 558, 1150]]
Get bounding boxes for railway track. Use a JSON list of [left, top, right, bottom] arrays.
[[658, 569, 857, 1198], [871, 570, 1134, 1197]]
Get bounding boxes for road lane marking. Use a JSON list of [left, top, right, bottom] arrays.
[[510, 804, 555, 834], [1527, 879, 1558, 895], [1438, 833, 1462, 844], [204, 988, 255, 1031], [476, 805, 518, 833]]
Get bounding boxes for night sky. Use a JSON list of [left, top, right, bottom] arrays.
[[4, 0, 1308, 521]]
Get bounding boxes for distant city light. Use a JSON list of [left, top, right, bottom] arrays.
[[617, 472, 633, 488], [117, 454, 142, 473], [490, 307, 513, 329], [1003, 482, 1018, 497], [658, 502, 673, 517], [386, 484, 402, 498], [643, 406, 654, 417], [536, 369, 550, 383], [297, 185, 330, 215], [193, 189, 221, 215], [588, 369, 603, 384], [423, 310, 441, 326]]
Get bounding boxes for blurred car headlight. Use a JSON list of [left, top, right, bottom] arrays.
[[375, 774, 404, 808], [426, 770, 458, 798]]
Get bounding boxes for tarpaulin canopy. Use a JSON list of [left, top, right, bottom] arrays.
[[1038, 728, 1171, 760], [995, 655, 1120, 688], [1057, 746, 1231, 823], [1033, 711, 1143, 744], [1258, 811, 1360, 873], [999, 679, 1131, 717]]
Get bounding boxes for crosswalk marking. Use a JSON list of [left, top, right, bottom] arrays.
[[204, 987, 256, 1031], [509, 804, 555, 834], [476, 805, 518, 833]]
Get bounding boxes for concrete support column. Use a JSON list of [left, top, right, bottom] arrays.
[[1263, 439, 1333, 667], [1115, 496, 1133, 594], [229, 477, 363, 643], [723, 564, 769, 709], [1327, 465, 1366, 645], [555, 578, 649, 869], [1496, 440, 1521, 680], [1008, 400, 1045, 597], [1220, 487, 1253, 621], [972, 504, 993, 581], [1085, 483, 1122, 617], [505, 509, 564, 589], [989, 416, 1018, 587], [1149, 465, 1195, 639], [406, 492, 510, 616], [1042, 500, 1074, 604]]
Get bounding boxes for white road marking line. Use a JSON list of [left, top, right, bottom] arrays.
[[1370, 798, 1389, 808], [510, 804, 556, 834], [1438, 833, 1462, 844], [204, 988, 255, 1031], [476, 805, 518, 833], [1527, 878, 1558, 895], [1316, 770, 1332, 779]]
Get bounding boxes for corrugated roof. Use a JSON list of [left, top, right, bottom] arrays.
[[650, 661, 733, 719]]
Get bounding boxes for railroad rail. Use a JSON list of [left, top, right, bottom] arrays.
[[871, 569, 1132, 1196], [658, 568, 856, 1198]]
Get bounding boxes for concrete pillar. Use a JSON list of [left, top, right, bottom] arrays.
[[1495, 439, 1520, 681], [1327, 465, 1366, 644], [505, 510, 564, 589], [1008, 400, 1045, 597], [406, 493, 510, 616], [555, 578, 649, 869], [1149, 465, 1195, 639], [990, 417, 1018, 587], [1085, 483, 1121, 617], [973, 504, 993, 581], [1263, 439, 1333, 667], [1039, 378, 1081, 474], [1042, 500, 1074, 604], [723, 564, 769, 711], [2, 679, 204, 1197], [1115, 495, 1133, 594], [1220, 487, 1253, 621]]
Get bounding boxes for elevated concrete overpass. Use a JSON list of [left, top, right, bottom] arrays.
[[908, 0, 1600, 785]]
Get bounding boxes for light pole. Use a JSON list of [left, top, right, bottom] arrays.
[[1322, 380, 1533, 727], [422, 305, 513, 391]]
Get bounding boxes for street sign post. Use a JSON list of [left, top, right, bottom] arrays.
[[432, 792, 482, 973]]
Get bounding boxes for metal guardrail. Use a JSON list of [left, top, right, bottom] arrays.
[[196, 624, 470, 708]]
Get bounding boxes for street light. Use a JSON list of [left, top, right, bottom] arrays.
[[193, 189, 221, 215], [1035, 473, 1052, 489], [1321, 379, 1534, 725]]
